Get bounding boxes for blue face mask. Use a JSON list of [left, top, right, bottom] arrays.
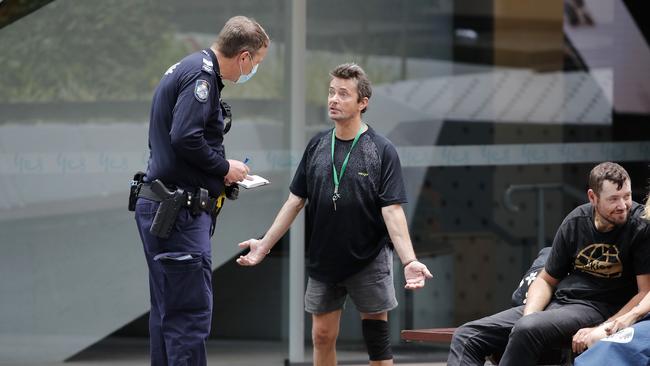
[[236, 53, 258, 84]]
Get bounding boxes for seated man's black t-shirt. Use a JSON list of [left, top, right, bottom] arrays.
[[290, 126, 407, 284], [545, 202, 650, 317]]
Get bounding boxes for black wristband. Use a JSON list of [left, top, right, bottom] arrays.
[[403, 259, 418, 268]]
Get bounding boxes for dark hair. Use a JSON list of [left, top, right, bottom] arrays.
[[215, 16, 270, 58], [588, 162, 630, 195], [329, 63, 372, 113]]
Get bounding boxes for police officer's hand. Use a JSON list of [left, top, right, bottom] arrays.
[[225, 159, 250, 185], [404, 260, 433, 290], [236, 238, 270, 266]]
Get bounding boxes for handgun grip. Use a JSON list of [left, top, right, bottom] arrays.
[[150, 179, 173, 199]]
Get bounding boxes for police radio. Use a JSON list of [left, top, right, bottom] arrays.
[[221, 100, 232, 134]]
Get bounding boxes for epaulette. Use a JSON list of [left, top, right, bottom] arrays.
[[201, 57, 214, 75]]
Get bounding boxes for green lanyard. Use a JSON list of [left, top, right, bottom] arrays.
[[331, 125, 363, 210]]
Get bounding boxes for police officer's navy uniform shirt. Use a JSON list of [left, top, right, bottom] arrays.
[[145, 48, 229, 197], [290, 126, 407, 284]]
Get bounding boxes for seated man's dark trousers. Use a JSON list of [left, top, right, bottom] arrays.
[[135, 198, 214, 366], [447, 302, 605, 366]]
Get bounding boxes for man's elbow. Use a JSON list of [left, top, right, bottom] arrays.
[[381, 203, 402, 216], [170, 133, 190, 155], [537, 269, 560, 288], [288, 193, 306, 211]]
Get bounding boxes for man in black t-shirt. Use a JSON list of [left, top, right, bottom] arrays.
[[236, 63, 432, 366], [447, 162, 650, 366]]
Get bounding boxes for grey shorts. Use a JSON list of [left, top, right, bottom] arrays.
[[304, 245, 398, 314]]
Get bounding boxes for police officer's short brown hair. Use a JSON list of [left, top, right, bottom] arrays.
[[216, 16, 270, 58], [330, 63, 372, 114]]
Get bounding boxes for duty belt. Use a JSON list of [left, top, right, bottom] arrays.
[[137, 182, 225, 217]]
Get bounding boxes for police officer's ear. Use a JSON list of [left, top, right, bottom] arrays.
[[239, 50, 252, 63]]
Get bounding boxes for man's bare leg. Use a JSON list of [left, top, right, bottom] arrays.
[[312, 310, 342, 366]]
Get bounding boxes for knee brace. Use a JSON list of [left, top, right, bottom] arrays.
[[362, 319, 392, 361]]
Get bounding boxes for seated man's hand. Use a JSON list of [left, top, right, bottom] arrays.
[[572, 325, 608, 354], [404, 260, 433, 290], [225, 159, 250, 185], [605, 312, 637, 335]]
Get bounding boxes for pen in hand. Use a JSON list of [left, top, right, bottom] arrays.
[[242, 157, 253, 181]]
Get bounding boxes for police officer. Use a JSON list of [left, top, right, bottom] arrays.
[[133, 16, 269, 366]]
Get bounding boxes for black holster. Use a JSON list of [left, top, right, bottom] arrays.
[[149, 179, 185, 239]]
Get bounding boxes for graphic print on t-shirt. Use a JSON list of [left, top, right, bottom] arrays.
[[575, 243, 622, 278]]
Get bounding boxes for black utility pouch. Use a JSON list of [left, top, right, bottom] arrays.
[[128, 171, 146, 211], [191, 188, 210, 216], [149, 179, 185, 239], [225, 184, 239, 200]]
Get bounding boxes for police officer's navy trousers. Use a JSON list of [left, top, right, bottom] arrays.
[[447, 302, 604, 366], [135, 198, 213, 366]]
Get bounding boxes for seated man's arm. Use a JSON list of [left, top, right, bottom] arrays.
[[585, 274, 650, 340], [605, 275, 650, 334], [523, 269, 560, 316], [605, 273, 650, 323], [573, 273, 650, 353]]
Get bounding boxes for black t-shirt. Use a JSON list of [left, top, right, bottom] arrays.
[[290, 126, 407, 283], [545, 202, 650, 316]]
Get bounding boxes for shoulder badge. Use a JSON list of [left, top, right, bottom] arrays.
[[194, 79, 210, 103], [164, 62, 180, 75]]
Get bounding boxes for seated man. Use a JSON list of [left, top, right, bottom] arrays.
[[447, 162, 650, 366], [574, 198, 650, 366]]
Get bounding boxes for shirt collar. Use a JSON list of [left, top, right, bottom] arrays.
[[205, 48, 225, 92]]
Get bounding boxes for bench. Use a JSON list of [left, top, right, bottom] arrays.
[[400, 327, 455, 343], [400, 328, 500, 364]]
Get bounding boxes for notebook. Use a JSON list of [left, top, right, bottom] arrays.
[[237, 175, 270, 189]]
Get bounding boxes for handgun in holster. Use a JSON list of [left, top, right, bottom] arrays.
[[128, 171, 146, 211], [149, 179, 185, 239]]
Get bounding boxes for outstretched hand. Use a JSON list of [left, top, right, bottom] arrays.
[[236, 238, 270, 266], [404, 260, 433, 289]]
